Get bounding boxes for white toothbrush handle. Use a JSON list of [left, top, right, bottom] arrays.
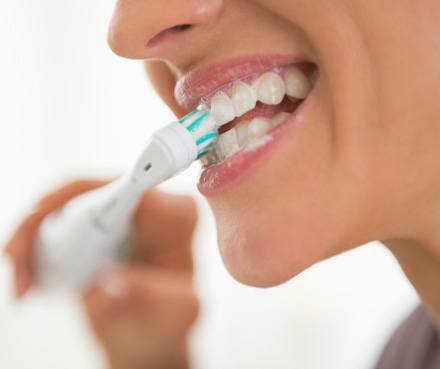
[[35, 179, 138, 291], [35, 122, 198, 292]]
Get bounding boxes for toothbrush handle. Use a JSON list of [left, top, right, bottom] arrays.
[[35, 179, 139, 292], [35, 122, 196, 292]]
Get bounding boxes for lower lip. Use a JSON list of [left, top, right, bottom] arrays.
[[197, 86, 317, 196]]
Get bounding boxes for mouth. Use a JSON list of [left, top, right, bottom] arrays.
[[174, 54, 318, 195]]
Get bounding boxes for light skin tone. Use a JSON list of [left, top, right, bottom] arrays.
[[4, 0, 440, 368]]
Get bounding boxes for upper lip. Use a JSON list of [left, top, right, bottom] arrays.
[[174, 54, 308, 112]]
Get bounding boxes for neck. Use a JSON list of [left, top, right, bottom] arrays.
[[383, 237, 440, 327]]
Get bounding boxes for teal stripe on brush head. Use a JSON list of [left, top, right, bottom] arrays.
[[186, 111, 209, 132], [178, 110, 198, 125], [196, 131, 219, 146], [197, 148, 210, 159]]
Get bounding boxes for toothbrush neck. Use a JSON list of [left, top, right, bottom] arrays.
[[88, 176, 142, 233]]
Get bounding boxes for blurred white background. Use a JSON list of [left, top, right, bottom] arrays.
[[0, 2, 419, 369]]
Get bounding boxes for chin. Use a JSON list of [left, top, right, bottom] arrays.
[[208, 174, 375, 288], [214, 208, 323, 288]]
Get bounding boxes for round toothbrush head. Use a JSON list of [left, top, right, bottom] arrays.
[[178, 109, 219, 158]]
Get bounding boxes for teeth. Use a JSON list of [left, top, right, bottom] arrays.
[[272, 112, 290, 127], [247, 117, 272, 140], [202, 65, 315, 165], [255, 72, 286, 105], [235, 120, 250, 147], [231, 81, 257, 117], [216, 128, 240, 158], [284, 67, 311, 99], [207, 66, 313, 128], [210, 91, 235, 126]]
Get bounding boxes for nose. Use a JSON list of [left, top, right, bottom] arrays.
[[108, 0, 224, 60]]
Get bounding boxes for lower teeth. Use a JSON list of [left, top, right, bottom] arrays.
[[202, 111, 291, 166]]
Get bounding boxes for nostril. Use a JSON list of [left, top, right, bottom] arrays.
[[173, 24, 192, 32], [147, 24, 193, 48]]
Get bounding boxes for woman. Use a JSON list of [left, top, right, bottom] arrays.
[[5, 0, 440, 368]]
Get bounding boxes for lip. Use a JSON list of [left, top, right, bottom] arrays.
[[174, 54, 309, 111], [197, 82, 317, 196]]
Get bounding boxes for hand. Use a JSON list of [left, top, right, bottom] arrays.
[[4, 179, 199, 369]]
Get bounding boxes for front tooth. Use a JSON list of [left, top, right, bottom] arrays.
[[217, 128, 240, 157], [255, 72, 286, 105], [231, 81, 257, 117], [271, 112, 290, 127], [248, 117, 272, 139], [284, 67, 311, 99], [210, 92, 235, 126], [235, 120, 250, 147]]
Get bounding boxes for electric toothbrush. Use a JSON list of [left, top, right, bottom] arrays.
[[35, 109, 218, 291]]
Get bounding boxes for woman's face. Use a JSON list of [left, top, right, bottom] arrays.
[[109, 0, 440, 286]]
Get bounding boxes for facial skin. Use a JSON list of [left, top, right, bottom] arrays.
[[109, 0, 440, 318]]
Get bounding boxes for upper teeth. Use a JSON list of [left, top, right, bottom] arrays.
[[255, 72, 286, 105], [210, 91, 236, 126], [208, 66, 311, 127], [231, 81, 257, 116], [284, 67, 311, 99]]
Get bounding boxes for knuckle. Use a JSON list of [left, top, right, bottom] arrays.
[[57, 178, 106, 193], [4, 211, 44, 257], [35, 178, 109, 211]]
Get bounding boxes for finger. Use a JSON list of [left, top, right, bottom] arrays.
[[4, 211, 45, 297], [132, 190, 198, 271], [83, 265, 198, 360], [4, 178, 111, 297], [34, 179, 112, 213]]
